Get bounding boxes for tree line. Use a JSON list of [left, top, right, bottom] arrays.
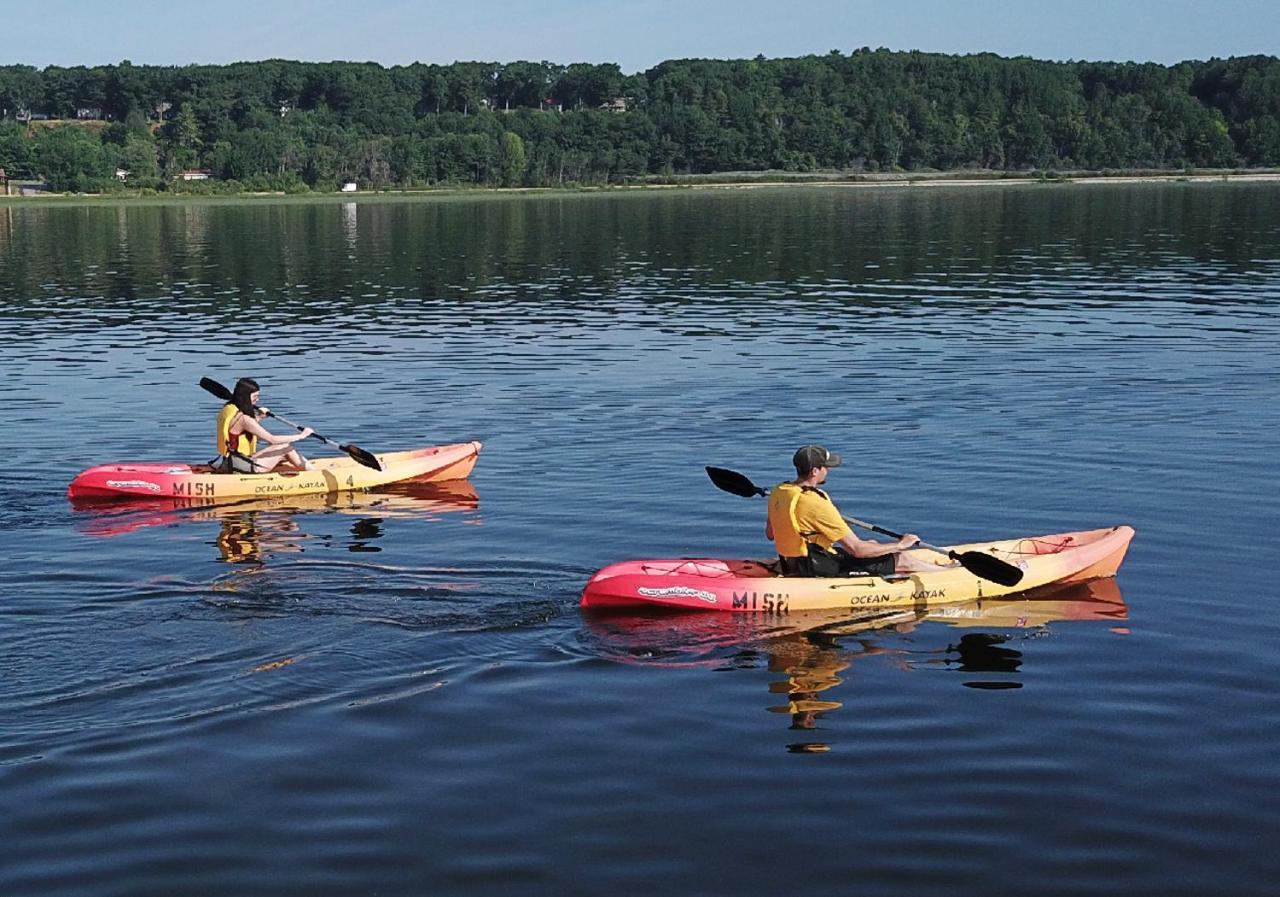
[[1, 51, 1278, 192]]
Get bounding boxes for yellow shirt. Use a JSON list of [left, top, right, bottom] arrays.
[[767, 482, 853, 558]]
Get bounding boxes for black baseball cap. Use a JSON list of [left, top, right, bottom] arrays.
[[793, 444, 843, 475]]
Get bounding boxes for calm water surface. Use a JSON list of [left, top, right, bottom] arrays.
[[2, 185, 1279, 896]]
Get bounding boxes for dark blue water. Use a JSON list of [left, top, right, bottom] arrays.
[[2, 185, 1279, 895]]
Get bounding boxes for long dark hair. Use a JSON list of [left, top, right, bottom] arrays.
[[231, 377, 260, 416]]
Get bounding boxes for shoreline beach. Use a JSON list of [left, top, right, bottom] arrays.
[[3, 169, 1279, 205]]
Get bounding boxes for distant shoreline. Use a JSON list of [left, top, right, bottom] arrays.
[[4, 169, 1280, 204], [634, 169, 1280, 190]]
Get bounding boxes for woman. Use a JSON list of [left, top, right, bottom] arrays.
[[215, 377, 315, 473]]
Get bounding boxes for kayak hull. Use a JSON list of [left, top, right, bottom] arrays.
[[68, 441, 482, 502], [580, 526, 1134, 613]]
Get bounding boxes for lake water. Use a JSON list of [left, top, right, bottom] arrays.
[[2, 184, 1279, 896]]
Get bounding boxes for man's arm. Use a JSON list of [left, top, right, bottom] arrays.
[[835, 531, 918, 558]]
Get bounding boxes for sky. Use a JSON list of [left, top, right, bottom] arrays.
[[5, 0, 1277, 71]]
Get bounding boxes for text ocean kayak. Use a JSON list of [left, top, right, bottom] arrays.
[[68, 440, 482, 501], [581, 525, 1134, 613]]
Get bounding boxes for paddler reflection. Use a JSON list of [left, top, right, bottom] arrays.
[[215, 510, 303, 563], [210, 479, 479, 562], [215, 509, 393, 561], [583, 578, 1128, 749], [73, 476, 481, 561], [766, 630, 850, 753], [767, 611, 917, 753]]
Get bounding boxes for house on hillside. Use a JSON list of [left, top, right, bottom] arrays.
[[600, 98, 629, 113], [540, 97, 563, 113], [179, 169, 212, 181], [0, 168, 49, 195], [8, 180, 49, 195]]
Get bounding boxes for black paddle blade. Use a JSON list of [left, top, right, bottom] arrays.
[[955, 550, 1025, 587], [199, 377, 233, 402], [705, 466, 767, 498], [341, 444, 383, 472]]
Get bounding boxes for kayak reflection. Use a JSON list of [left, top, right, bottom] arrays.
[[73, 477, 481, 562], [583, 578, 1127, 749]]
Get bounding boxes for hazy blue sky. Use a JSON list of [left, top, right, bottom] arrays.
[[9, 0, 1278, 70]]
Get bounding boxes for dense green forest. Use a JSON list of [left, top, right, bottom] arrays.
[[2, 51, 1279, 192]]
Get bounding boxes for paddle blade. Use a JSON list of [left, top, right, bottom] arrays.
[[199, 377, 233, 402], [341, 444, 383, 472], [706, 466, 767, 498], [955, 550, 1025, 587]]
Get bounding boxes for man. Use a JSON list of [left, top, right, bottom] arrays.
[[765, 444, 918, 577]]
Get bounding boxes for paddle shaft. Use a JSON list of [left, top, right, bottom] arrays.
[[258, 409, 381, 469], [199, 377, 382, 471], [840, 513, 943, 556], [753, 480, 941, 557], [259, 409, 335, 447], [840, 510, 1022, 585], [703, 465, 1024, 586]]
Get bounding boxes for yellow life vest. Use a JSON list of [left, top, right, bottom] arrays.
[[768, 482, 815, 558], [216, 403, 257, 457], [768, 482, 850, 558]]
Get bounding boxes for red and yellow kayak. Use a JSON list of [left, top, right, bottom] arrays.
[[68, 441, 482, 502], [581, 525, 1134, 613]]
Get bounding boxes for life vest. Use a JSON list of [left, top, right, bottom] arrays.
[[216, 403, 257, 457], [767, 482, 828, 558]]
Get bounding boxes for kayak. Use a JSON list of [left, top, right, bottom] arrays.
[[67, 441, 482, 502], [580, 525, 1134, 613]]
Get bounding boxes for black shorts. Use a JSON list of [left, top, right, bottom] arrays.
[[778, 548, 897, 578]]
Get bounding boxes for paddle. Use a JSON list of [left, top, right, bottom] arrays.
[[200, 377, 383, 471], [705, 466, 1024, 587]]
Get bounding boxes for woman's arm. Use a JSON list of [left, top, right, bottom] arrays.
[[240, 413, 312, 446]]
